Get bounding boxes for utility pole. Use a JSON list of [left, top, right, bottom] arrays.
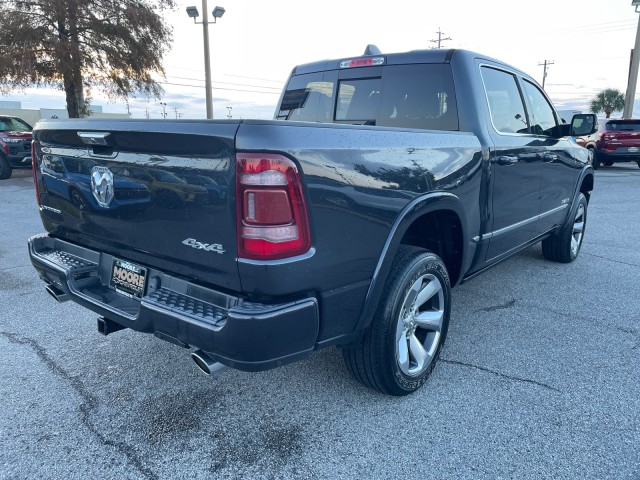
[[429, 28, 451, 49], [624, 9, 640, 118], [226, 106, 232, 119], [538, 60, 554, 89], [173, 107, 181, 119]]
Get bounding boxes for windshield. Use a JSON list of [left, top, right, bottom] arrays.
[[0, 117, 32, 132]]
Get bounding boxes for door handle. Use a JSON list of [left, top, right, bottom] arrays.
[[496, 155, 518, 166], [543, 153, 559, 162]]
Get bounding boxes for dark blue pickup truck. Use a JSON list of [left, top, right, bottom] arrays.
[[28, 48, 597, 395]]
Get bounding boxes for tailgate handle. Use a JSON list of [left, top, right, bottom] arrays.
[[77, 131, 112, 146]]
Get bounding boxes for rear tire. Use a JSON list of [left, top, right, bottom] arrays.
[[591, 151, 601, 170], [603, 161, 614, 167], [342, 246, 451, 396], [0, 155, 12, 180], [637, 161, 640, 169], [542, 193, 587, 263]]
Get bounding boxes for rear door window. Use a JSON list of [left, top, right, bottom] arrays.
[[481, 66, 529, 134]]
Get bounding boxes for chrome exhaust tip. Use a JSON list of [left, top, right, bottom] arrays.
[[45, 284, 70, 303], [191, 350, 227, 376]]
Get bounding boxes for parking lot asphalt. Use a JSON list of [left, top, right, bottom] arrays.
[[1, 165, 639, 480]]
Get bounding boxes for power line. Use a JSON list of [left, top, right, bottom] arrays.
[[221, 73, 284, 84], [164, 75, 282, 91], [556, 18, 636, 33], [158, 81, 280, 95], [166, 65, 283, 84]]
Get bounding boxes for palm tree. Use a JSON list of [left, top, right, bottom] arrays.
[[590, 89, 625, 118]]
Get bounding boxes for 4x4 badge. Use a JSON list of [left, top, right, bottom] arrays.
[[182, 238, 225, 255], [91, 166, 114, 207]]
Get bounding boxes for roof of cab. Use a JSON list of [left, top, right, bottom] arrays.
[[290, 48, 524, 78]]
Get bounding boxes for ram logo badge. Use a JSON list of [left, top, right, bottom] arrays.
[[182, 238, 225, 254], [91, 166, 114, 207]]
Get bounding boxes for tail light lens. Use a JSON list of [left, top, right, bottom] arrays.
[[236, 153, 311, 260], [31, 141, 41, 207]]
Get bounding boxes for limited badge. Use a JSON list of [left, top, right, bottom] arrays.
[[91, 166, 114, 207]]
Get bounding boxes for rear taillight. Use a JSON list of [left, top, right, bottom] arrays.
[[236, 153, 311, 260], [31, 141, 41, 207]]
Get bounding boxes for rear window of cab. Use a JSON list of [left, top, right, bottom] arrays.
[[276, 64, 459, 131]]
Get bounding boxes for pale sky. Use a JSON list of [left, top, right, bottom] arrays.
[[3, 0, 640, 119]]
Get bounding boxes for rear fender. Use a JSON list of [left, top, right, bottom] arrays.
[[353, 192, 469, 334]]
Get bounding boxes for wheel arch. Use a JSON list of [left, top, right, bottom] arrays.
[[558, 166, 593, 231], [0, 150, 12, 180], [354, 192, 469, 333], [580, 170, 594, 203]]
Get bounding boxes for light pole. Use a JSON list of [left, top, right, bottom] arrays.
[[623, 0, 640, 118], [159, 102, 167, 119], [226, 106, 232, 119], [186, 3, 225, 119]]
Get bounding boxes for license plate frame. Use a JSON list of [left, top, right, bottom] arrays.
[[109, 258, 148, 299]]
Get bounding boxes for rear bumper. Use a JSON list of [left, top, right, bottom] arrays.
[[28, 233, 319, 371], [595, 149, 640, 163]]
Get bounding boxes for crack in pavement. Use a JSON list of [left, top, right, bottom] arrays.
[[616, 326, 640, 350], [0, 331, 158, 480], [440, 358, 561, 393], [475, 298, 516, 313], [582, 252, 640, 268]]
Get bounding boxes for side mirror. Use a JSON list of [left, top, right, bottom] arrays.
[[570, 113, 598, 136]]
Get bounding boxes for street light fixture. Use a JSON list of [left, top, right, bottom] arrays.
[[186, 2, 225, 119], [212, 6, 225, 18], [623, 1, 640, 118]]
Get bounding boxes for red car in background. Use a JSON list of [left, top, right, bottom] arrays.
[[589, 119, 640, 170], [0, 115, 33, 179]]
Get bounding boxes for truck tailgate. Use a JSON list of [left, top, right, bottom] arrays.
[[33, 119, 241, 291]]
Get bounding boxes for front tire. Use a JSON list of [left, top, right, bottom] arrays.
[[0, 154, 12, 180], [542, 193, 587, 263], [342, 246, 451, 396]]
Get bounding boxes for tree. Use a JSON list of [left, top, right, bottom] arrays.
[[0, 0, 175, 118], [590, 88, 625, 119]]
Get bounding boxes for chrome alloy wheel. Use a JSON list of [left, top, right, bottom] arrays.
[[571, 203, 585, 257], [395, 273, 445, 377]]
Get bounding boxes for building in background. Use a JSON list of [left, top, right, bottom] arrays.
[[0, 101, 128, 126]]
